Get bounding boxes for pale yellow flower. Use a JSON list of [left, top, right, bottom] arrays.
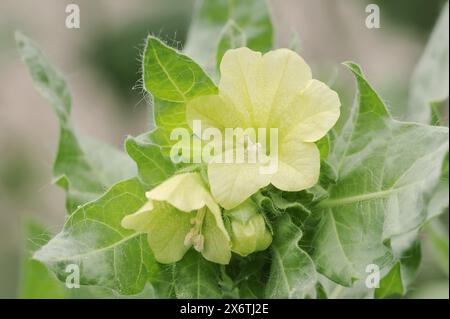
[[121, 172, 231, 264], [187, 48, 341, 209]]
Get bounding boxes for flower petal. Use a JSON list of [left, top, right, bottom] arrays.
[[121, 200, 154, 232], [259, 49, 312, 127], [146, 172, 212, 212], [202, 188, 230, 242], [201, 209, 232, 264], [208, 160, 271, 210], [219, 47, 261, 126], [186, 94, 249, 131], [219, 47, 312, 128], [271, 137, 320, 191], [283, 79, 341, 142], [122, 200, 194, 264]]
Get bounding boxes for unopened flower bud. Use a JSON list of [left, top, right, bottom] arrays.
[[224, 200, 272, 256]]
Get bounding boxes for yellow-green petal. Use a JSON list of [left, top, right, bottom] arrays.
[[283, 79, 341, 142], [146, 172, 212, 212], [146, 202, 194, 264], [271, 137, 320, 191], [121, 200, 154, 233], [218, 47, 261, 125], [122, 200, 194, 264], [219, 47, 312, 128], [146, 172, 229, 241], [186, 94, 249, 131], [208, 160, 271, 210], [259, 49, 312, 127], [201, 209, 232, 264]]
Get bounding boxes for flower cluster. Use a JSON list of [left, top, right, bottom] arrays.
[[122, 47, 340, 264]]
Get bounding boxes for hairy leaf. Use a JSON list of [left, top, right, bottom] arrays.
[[173, 250, 222, 298], [426, 220, 449, 276], [153, 97, 190, 133], [426, 153, 449, 221], [19, 220, 117, 298], [19, 220, 67, 298], [235, 254, 268, 299], [305, 62, 449, 286], [138, 36, 218, 164], [33, 179, 159, 295], [16, 32, 136, 213], [142, 36, 217, 103], [316, 274, 374, 299], [375, 263, 403, 298], [402, 2, 449, 124], [125, 132, 176, 187], [376, 230, 421, 298], [266, 215, 316, 298], [404, 3, 450, 234]]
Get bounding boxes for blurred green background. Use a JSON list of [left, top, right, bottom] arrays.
[[0, 0, 448, 298]]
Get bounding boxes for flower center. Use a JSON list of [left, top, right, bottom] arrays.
[[184, 207, 207, 252]]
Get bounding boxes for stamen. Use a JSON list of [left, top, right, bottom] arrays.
[[193, 234, 205, 252], [184, 230, 195, 246], [184, 207, 207, 248]]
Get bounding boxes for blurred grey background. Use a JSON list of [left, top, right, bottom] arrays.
[[0, 0, 448, 298]]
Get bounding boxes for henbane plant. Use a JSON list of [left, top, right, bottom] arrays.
[[17, 0, 448, 299]]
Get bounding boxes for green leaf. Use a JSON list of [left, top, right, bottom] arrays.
[[401, 2, 449, 124], [33, 178, 159, 295], [265, 214, 316, 298], [173, 250, 222, 298], [316, 136, 337, 188], [305, 62, 448, 286], [219, 266, 240, 298], [216, 20, 247, 71], [185, 0, 273, 74], [140, 36, 218, 161], [153, 97, 190, 132], [19, 220, 67, 298], [142, 35, 217, 103], [376, 230, 421, 298], [316, 135, 330, 160], [224, 251, 268, 298], [253, 186, 328, 235], [16, 32, 136, 213], [19, 220, 116, 298], [375, 263, 403, 298], [240, 280, 265, 299], [125, 132, 176, 187], [426, 153, 449, 220], [425, 220, 449, 276], [404, 3, 450, 230], [316, 275, 374, 299], [149, 265, 177, 298], [431, 101, 448, 126], [392, 231, 422, 288]]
